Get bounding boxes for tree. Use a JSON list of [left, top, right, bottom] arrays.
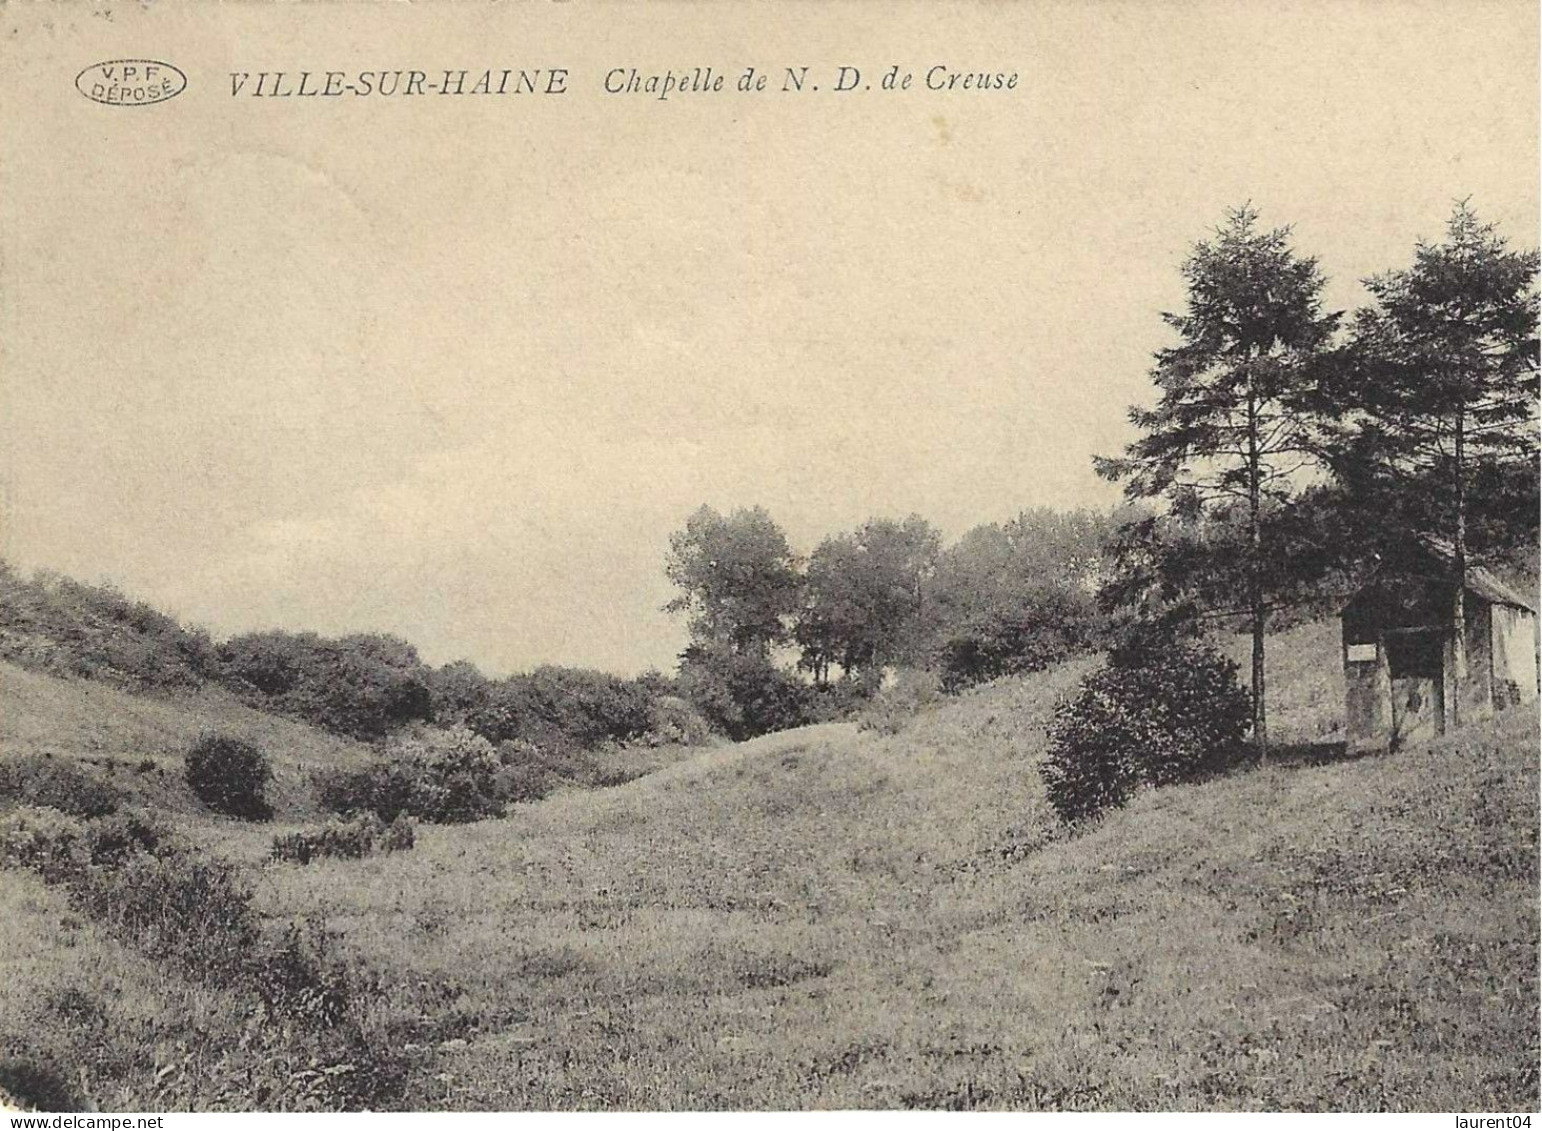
[[1095, 206, 1339, 755], [1334, 203, 1540, 725], [664, 505, 803, 655], [797, 516, 940, 685], [926, 507, 1122, 690]]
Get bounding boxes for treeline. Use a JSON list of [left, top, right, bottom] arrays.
[[0, 563, 695, 750], [661, 503, 1135, 737]]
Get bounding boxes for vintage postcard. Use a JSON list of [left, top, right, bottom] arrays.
[[0, 0, 1537, 1117]]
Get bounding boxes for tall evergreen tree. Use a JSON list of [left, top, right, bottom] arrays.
[[1336, 203, 1540, 726], [1096, 206, 1339, 755]]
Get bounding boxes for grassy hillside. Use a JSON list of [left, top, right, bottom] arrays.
[[2, 627, 1537, 1110], [263, 648, 1534, 1110], [0, 661, 376, 822], [1220, 619, 1346, 745]]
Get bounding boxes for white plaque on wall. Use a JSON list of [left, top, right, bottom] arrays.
[[1347, 643, 1378, 663]]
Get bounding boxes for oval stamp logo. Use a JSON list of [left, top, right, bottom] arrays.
[[75, 59, 186, 106]]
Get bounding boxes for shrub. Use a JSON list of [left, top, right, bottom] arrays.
[[857, 669, 943, 735], [315, 760, 416, 823], [185, 733, 273, 821], [0, 805, 174, 882], [68, 847, 260, 979], [272, 814, 378, 864], [0, 806, 88, 880], [677, 647, 814, 741], [317, 725, 502, 824], [216, 631, 433, 741], [490, 740, 575, 805], [79, 809, 173, 867], [0, 755, 121, 818], [0, 565, 214, 693], [802, 680, 871, 725], [486, 667, 656, 750], [641, 694, 715, 747], [937, 598, 1090, 693], [271, 812, 415, 865], [1042, 638, 1250, 824], [393, 726, 502, 822], [0, 802, 410, 1111], [857, 669, 937, 731], [251, 920, 356, 1028]]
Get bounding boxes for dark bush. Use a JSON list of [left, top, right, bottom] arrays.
[[1042, 638, 1250, 824], [490, 667, 656, 750], [0, 756, 121, 818], [315, 761, 416, 824], [216, 631, 433, 741], [185, 733, 273, 821], [937, 595, 1092, 693], [676, 646, 814, 741]]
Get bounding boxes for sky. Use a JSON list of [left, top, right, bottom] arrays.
[[1, 0, 1537, 676]]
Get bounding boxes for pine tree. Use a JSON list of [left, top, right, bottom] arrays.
[[1339, 203, 1540, 726], [1096, 206, 1339, 757]]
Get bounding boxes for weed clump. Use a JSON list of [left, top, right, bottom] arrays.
[[271, 812, 416, 865], [857, 670, 943, 735]]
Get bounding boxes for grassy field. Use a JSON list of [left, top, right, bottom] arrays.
[[1219, 619, 1347, 746], [1, 632, 1537, 1110], [0, 661, 377, 823]]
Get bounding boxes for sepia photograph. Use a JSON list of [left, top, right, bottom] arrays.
[[0, 0, 1537, 1117]]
